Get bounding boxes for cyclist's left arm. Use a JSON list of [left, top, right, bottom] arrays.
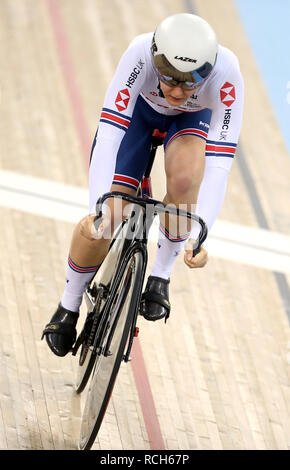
[[185, 51, 244, 268]]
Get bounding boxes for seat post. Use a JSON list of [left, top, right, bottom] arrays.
[[144, 129, 167, 178]]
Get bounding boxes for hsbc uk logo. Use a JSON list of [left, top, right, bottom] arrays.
[[115, 88, 130, 112], [220, 82, 236, 107], [219, 108, 232, 141], [126, 60, 145, 89]]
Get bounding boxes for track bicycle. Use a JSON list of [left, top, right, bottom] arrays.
[[71, 130, 208, 450]]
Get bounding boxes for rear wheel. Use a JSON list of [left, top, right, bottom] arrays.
[[78, 250, 143, 450]]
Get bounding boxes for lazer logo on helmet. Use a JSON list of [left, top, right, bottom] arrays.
[[174, 56, 197, 63]]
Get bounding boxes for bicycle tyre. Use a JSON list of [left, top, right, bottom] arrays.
[[78, 250, 143, 450]]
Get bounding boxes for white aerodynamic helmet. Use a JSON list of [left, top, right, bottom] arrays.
[[151, 13, 218, 89]]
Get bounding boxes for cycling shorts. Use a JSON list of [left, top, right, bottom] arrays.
[[89, 96, 212, 212]]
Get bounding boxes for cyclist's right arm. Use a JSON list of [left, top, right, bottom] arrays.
[[99, 34, 149, 137], [88, 35, 149, 214]]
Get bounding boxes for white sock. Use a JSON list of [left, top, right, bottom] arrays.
[[150, 224, 189, 280], [60, 256, 99, 312]]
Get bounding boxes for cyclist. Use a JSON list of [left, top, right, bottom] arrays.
[[42, 13, 244, 356]]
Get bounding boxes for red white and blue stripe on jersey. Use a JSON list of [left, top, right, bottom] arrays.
[[100, 107, 131, 132], [113, 173, 140, 190], [205, 140, 237, 158]]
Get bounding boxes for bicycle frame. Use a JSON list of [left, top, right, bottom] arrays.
[[90, 191, 208, 362], [79, 203, 148, 365], [75, 130, 209, 449]]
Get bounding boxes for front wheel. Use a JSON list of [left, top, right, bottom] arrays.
[[78, 250, 143, 450]]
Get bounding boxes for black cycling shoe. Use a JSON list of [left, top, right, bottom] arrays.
[[140, 276, 171, 322], [41, 303, 79, 357]]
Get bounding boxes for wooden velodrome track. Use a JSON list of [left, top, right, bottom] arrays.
[[0, 0, 290, 450]]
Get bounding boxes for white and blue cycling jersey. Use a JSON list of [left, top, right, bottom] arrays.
[[89, 32, 244, 235]]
